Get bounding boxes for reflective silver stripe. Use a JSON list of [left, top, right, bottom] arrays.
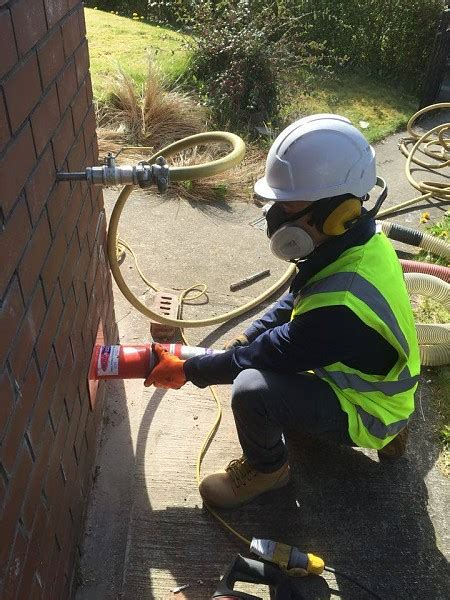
[[314, 368, 419, 397], [300, 272, 409, 355], [356, 406, 408, 440]]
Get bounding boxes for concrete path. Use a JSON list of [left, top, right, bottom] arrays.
[[75, 122, 449, 600]]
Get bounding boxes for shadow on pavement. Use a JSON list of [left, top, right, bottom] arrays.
[[118, 369, 448, 600]]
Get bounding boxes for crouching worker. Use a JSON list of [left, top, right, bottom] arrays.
[[144, 114, 420, 509]]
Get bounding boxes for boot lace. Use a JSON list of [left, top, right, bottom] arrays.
[[225, 456, 257, 488]]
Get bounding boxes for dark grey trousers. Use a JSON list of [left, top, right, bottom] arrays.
[[231, 368, 354, 473]]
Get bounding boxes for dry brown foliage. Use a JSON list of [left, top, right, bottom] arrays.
[[168, 143, 266, 204], [96, 64, 266, 203], [97, 64, 205, 150]]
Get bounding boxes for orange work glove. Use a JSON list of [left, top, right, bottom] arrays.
[[144, 343, 187, 389]]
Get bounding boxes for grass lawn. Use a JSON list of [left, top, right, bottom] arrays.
[[84, 8, 191, 100], [85, 8, 418, 141], [281, 71, 418, 143]]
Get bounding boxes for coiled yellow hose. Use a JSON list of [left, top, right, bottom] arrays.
[[372, 102, 450, 217], [107, 131, 297, 328]]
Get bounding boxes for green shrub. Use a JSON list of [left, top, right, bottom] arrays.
[[182, 0, 334, 129], [186, 2, 278, 127], [296, 0, 445, 91]]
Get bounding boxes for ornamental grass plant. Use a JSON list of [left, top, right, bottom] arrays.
[[96, 64, 266, 204]]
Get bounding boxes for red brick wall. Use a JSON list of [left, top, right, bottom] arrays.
[[0, 2, 116, 598]]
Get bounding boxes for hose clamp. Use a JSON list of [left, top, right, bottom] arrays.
[[153, 156, 169, 193]]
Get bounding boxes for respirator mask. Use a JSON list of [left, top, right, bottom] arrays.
[[265, 202, 317, 261], [264, 177, 388, 262]]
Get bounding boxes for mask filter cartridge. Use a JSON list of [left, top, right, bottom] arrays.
[[269, 224, 315, 261]]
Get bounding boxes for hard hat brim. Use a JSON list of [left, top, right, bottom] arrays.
[[254, 177, 302, 201]]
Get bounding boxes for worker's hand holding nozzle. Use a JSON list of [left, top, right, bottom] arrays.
[[222, 333, 249, 351], [144, 343, 187, 389]]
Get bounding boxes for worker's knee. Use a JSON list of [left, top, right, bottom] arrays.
[[231, 369, 268, 414]]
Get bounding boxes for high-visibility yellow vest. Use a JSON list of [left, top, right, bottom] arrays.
[[292, 232, 420, 449]]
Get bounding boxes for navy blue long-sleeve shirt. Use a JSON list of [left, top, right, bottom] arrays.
[[184, 217, 398, 388]]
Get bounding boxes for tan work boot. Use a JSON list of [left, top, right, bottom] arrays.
[[199, 456, 290, 508], [377, 427, 409, 461]]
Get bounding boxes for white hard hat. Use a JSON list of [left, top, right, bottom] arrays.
[[254, 114, 376, 202]]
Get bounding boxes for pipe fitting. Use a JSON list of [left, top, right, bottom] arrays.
[[57, 154, 170, 191]]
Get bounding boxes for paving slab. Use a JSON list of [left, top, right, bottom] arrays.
[[75, 119, 449, 600]]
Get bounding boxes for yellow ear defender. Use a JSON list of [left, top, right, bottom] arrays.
[[314, 196, 362, 236]]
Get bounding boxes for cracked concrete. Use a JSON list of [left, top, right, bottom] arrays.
[[75, 120, 449, 600]]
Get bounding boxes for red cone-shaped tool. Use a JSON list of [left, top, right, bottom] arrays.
[[89, 343, 223, 380]]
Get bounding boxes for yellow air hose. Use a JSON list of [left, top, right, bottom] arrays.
[[107, 111, 449, 339], [376, 102, 450, 216], [107, 131, 297, 328]]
